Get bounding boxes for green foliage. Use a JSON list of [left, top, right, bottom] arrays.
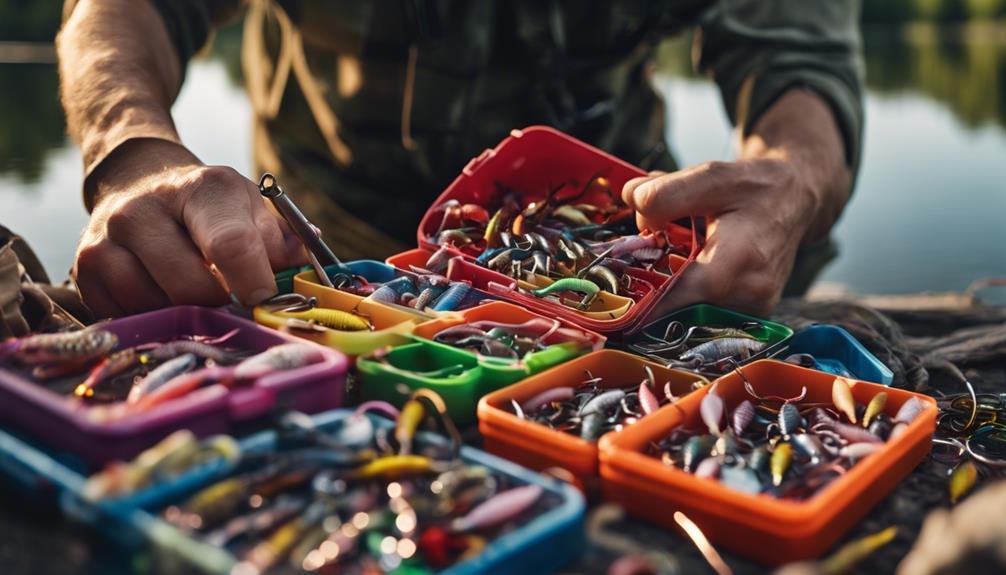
[[862, 0, 916, 24], [0, 0, 61, 42], [863, 0, 1005, 22], [965, 0, 1006, 19], [863, 26, 1006, 131], [0, 65, 66, 183]]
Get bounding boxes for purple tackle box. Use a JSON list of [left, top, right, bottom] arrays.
[[0, 306, 348, 467]]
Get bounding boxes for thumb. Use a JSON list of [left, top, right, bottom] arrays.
[[622, 161, 742, 227]]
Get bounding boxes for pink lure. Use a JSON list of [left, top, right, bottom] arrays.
[[450, 484, 542, 532]]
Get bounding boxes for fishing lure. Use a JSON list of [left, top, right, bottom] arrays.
[[579, 389, 627, 440], [588, 233, 659, 258], [520, 386, 575, 413], [233, 343, 326, 380], [396, 398, 425, 455], [894, 396, 926, 425], [948, 459, 978, 503], [2, 328, 118, 378], [638, 380, 660, 416], [863, 392, 888, 428], [127, 353, 199, 404], [682, 435, 715, 473], [367, 276, 417, 305], [74, 348, 138, 399], [353, 455, 435, 479], [731, 400, 755, 436], [273, 308, 371, 332], [832, 377, 858, 424], [530, 278, 600, 310], [450, 484, 542, 532], [125, 343, 325, 413], [777, 403, 803, 437], [771, 443, 793, 486], [700, 388, 724, 435], [431, 283, 471, 312], [678, 338, 766, 367]]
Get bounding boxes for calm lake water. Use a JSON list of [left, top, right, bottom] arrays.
[[1, 25, 1004, 304]]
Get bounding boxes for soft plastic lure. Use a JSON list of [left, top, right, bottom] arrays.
[[530, 278, 600, 310], [431, 282, 471, 312], [1, 328, 118, 378], [273, 308, 371, 332]]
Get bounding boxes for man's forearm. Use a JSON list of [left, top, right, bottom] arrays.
[[741, 88, 852, 243], [58, 0, 185, 205]]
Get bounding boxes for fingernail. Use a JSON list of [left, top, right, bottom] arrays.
[[249, 288, 276, 305]]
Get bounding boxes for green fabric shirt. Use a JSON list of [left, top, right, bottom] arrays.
[[154, 0, 863, 254]]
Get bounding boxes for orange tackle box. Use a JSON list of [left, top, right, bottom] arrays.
[[598, 359, 937, 565], [477, 350, 708, 484]]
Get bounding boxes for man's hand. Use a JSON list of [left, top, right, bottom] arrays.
[[74, 139, 305, 317], [623, 89, 851, 317]]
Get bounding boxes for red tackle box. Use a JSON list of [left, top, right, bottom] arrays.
[[389, 126, 700, 336]]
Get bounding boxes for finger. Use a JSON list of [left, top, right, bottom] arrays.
[[79, 242, 172, 313], [649, 217, 775, 318], [253, 200, 308, 270], [622, 161, 744, 225], [73, 271, 125, 319], [107, 210, 229, 306], [96, 245, 172, 314], [621, 175, 654, 206], [183, 178, 278, 305]]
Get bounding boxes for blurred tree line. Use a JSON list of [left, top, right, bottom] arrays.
[[864, 0, 1006, 23], [1, 1, 1004, 185], [0, 1, 63, 183]]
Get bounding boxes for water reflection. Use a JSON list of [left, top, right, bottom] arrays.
[[657, 26, 1006, 132], [864, 25, 1006, 131], [0, 64, 65, 184], [0, 23, 1002, 296]]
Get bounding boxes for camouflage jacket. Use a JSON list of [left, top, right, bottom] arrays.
[[146, 0, 863, 254]]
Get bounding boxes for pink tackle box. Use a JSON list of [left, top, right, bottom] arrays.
[[0, 306, 348, 467]]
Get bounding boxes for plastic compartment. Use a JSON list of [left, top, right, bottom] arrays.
[[0, 410, 586, 575], [414, 300, 605, 371], [356, 341, 487, 426], [598, 360, 937, 565], [784, 324, 894, 386], [300, 260, 492, 316], [409, 126, 700, 335], [296, 266, 432, 320], [252, 270, 424, 358], [0, 306, 348, 466], [626, 304, 793, 374], [478, 350, 708, 481]]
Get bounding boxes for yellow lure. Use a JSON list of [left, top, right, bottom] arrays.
[[949, 459, 978, 504], [863, 392, 888, 428], [395, 398, 425, 455], [771, 443, 793, 487], [820, 526, 897, 575], [832, 377, 858, 424], [355, 455, 433, 479], [274, 308, 371, 332]]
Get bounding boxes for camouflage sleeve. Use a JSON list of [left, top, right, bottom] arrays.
[[695, 0, 864, 169], [64, 0, 243, 72], [149, 0, 214, 69]]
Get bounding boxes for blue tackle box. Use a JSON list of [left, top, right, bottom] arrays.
[[783, 324, 894, 386], [0, 409, 586, 575]]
